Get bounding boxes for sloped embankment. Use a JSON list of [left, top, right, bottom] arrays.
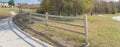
[[13, 13, 120, 47]]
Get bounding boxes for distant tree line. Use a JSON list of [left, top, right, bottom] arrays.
[[17, 3, 39, 9], [93, 0, 118, 14], [37, 0, 120, 16]]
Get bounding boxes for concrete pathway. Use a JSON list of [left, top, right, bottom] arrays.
[[0, 12, 53, 47], [112, 16, 120, 21]]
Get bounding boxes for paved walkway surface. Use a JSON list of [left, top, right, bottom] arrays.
[[0, 12, 53, 47], [112, 16, 120, 21]]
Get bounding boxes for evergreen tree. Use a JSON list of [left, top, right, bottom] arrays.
[[8, 0, 15, 6]]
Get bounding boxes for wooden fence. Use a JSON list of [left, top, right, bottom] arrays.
[[19, 12, 89, 47]]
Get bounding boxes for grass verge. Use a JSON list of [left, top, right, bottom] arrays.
[[0, 8, 19, 19], [14, 14, 120, 47]]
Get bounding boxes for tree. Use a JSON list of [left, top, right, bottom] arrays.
[[37, 0, 94, 16], [17, 3, 39, 9], [117, 1, 120, 12], [8, 0, 15, 6], [93, 0, 118, 14]]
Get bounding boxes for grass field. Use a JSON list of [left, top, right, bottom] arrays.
[[30, 16, 120, 47], [14, 13, 120, 47], [88, 16, 120, 47], [0, 8, 19, 19], [0, 8, 36, 19], [0, 8, 36, 14], [0, 8, 19, 14]]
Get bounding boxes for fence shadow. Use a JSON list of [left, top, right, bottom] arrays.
[[13, 16, 66, 47]]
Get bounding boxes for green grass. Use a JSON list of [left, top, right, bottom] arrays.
[[0, 8, 19, 19], [0, 8, 36, 14], [0, 8, 19, 14], [15, 14, 120, 47], [30, 15, 120, 47], [87, 16, 120, 47], [0, 8, 36, 19]]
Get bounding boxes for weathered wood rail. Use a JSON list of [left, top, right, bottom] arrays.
[[17, 12, 89, 47]]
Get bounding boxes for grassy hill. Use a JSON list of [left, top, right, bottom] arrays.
[[87, 16, 120, 47], [14, 14, 120, 47]]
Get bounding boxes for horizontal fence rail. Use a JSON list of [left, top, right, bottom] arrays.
[[20, 12, 89, 47], [31, 16, 85, 28], [31, 12, 84, 20]]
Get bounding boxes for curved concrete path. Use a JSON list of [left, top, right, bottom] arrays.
[[0, 12, 53, 47], [112, 16, 120, 21]]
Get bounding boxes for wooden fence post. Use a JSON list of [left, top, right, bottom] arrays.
[[29, 12, 32, 24], [46, 12, 49, 31], [84, 14, 89, 47]]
